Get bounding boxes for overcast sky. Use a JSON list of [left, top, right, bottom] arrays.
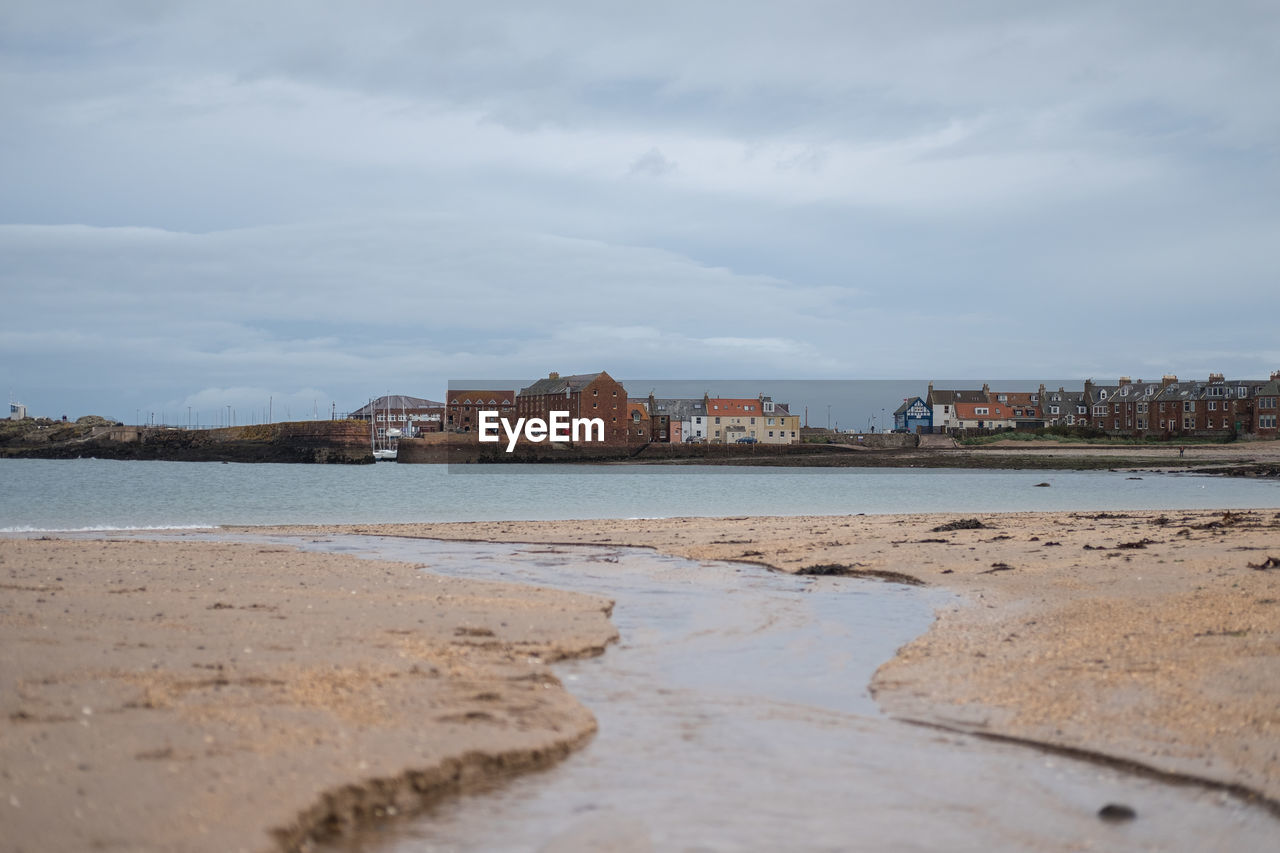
[[3, 1, 1278, 423]]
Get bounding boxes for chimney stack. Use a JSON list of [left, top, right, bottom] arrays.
[[1209, 373, 1225, 383], [1118, 376, 1131, 386], [1161, 374, 1178, 388], [549, 371, 560, 380]]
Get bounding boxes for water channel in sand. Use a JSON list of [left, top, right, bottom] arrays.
[[177, 533, 1274, 852]]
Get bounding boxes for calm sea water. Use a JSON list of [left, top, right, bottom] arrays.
[[1, 458, 1278, 530]]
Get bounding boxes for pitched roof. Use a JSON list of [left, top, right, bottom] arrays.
[[893, 396, 927, 416], [648, 398, 706, 419], [706, 397, 766, 417], [446, 390, 515, 406], [519, 372, 615, 396], [927, 389, 987, 406], [350, 395, 444, 417]]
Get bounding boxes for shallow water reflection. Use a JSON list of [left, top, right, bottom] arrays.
[[217, 535, 1276, 852]]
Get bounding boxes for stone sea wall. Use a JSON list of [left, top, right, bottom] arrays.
[[4, 420, 373, 464]]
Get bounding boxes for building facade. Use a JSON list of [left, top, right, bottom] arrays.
[[516, 371, 629, 446], [350, 395, 444, 439], [445, 389, 516, 433]]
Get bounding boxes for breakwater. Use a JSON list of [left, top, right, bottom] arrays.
[[2, 421, 373, 464]]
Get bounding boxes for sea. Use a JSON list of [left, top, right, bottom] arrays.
[[1, 458, 1278, 531]]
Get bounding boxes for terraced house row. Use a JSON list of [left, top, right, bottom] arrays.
[[499, 371, 802, 446], [907, 373, 1280, 439]]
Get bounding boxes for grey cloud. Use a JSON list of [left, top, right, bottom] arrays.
[[1, 2, 1277, 418], [629, 148, 676, 177]]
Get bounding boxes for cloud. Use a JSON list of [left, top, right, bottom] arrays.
[[1, 2, 1278, 418], [629, 147, 676, 177]]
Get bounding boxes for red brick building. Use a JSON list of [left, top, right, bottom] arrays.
[[516, 371, 628, 446], [445, 389, 516, 433]]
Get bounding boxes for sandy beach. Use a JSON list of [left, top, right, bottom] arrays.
[[325, 508, 1280, 807], [0, 538, 616, 852], [4, 507, 1279, 850]]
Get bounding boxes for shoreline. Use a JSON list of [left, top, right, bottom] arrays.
[[4, 506, 1279, 849], [293, 508, 1280, 808]]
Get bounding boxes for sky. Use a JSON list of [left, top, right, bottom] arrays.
[[2, 1, 1278, 425]]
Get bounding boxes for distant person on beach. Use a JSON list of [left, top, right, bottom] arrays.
[[1179, 446, 1185, 457]]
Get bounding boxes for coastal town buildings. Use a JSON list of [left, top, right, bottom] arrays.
[[349, 395, 444, 439], [925, 385, 989, 432], [893, 397, 932, 433], [445, 389, 516, 433], [516, 371, 629, 446], [701, 394, 800, 444], [915, 371, 1280, 439], [647, 398, 705, 441]]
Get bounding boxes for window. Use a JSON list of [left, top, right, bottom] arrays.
[[1114, 420, 1120, 430], [1183, 417, 1193, 430], [1050, 406, 1059, 415], [975, 407, 988, 415], [1259, 415, 1277, 429], [1208, 400, 1217, 411], [1067, 415, 1075, 425], [768, 431, 774, 437], [715, 417, 721, 424], [1183, 401, 1193, 412], [1138, 402, 1148, 414]]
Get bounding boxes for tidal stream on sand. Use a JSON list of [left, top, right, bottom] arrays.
[[172, 533, 1274, 852]]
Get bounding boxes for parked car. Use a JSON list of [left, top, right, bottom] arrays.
[[735, 436, 758, 444]]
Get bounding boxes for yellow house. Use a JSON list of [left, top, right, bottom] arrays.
[[704, 395, 799, 444]]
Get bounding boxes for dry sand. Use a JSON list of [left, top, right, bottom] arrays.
[[3, 507, 1279, 851], [0, 538, 616, 852]]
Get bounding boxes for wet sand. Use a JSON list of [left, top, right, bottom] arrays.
[[0, 538, 616, 852], [317, 508, 1280, 808], [4, 507, 1279, 850]]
